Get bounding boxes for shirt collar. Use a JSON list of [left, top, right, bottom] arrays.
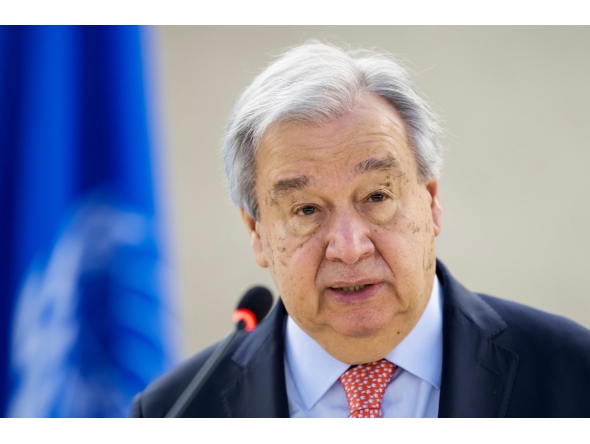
[[284, 275, 443, 410]]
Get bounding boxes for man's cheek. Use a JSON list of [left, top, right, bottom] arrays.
[[275, 238, 311, 271], [263, 229, 302, 272]]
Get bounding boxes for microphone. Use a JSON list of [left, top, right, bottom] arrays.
[[165, 286, 274, 418], [232, 286, 274, 331]]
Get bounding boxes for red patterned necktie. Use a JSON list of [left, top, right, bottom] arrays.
[[339, 359, 397, 418]]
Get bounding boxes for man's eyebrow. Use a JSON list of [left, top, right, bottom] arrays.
[[271, 156, 400, 201], [272, 175, 310, 200], [353, 156, 401, 177]]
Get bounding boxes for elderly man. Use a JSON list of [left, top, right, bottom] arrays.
[[131, 42, 590, 418]]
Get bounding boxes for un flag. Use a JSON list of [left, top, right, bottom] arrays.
[[0, 25, 179, 417]]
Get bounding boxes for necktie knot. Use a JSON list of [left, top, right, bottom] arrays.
[[339, 359, 396, 418]]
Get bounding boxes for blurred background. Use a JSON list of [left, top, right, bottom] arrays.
[[1, 25, 590, 417]]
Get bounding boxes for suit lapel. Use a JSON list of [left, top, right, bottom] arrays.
[[220, 300, 290, 418], [437, 261, 519, 417]]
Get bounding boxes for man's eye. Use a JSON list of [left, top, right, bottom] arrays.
[[369, 193, 385, 202], [298, 206, 317, 216]]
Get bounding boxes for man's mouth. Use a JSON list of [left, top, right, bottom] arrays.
[[334, 284, 369, 292], [327, 282, 381, 303]]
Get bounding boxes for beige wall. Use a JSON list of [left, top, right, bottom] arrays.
[[154, 26, 590, 358]]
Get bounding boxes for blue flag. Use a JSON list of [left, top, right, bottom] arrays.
[[0, 25, 179, 417]]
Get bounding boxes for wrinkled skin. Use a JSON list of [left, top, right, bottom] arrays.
[[241, 93, 442, 364]]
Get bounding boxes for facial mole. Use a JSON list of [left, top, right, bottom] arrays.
[[408, 221, 420, 234]]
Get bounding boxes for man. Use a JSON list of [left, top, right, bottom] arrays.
[[131, 42, 590, 417]]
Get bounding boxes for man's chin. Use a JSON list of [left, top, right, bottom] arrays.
[[320, 319, 399, 365], [334, 324, 384, 339], [330, 309, 394, 340]]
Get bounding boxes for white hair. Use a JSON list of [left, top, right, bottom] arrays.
[[223, 42, 443, 219]]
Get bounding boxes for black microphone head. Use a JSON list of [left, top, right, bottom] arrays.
[[236, 286, 274, 323]]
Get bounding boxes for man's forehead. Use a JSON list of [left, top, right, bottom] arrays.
[[255, 93, 414, 199]]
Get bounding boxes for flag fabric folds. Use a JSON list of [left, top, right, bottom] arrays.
[[0, 26, 178, 417]]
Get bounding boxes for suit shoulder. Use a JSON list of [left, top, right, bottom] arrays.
[[131, 302, 287, 418], [479, 293, 590, 355], [131, 341, 223, 417], [477, 294, 590, 416]]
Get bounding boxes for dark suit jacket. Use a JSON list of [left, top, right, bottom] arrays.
[[131, 260, 590, 417]]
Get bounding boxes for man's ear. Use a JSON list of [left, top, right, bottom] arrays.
[[426, 180, 442, 237], [240, 208, 268, 268]]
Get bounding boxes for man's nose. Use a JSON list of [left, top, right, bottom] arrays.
[[325, 208, 375, 264]]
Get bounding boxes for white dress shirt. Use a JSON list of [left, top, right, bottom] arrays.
[[284, 276, 443, 418]]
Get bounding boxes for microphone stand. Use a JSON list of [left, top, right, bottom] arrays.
[[164, 321, 246, 418]]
